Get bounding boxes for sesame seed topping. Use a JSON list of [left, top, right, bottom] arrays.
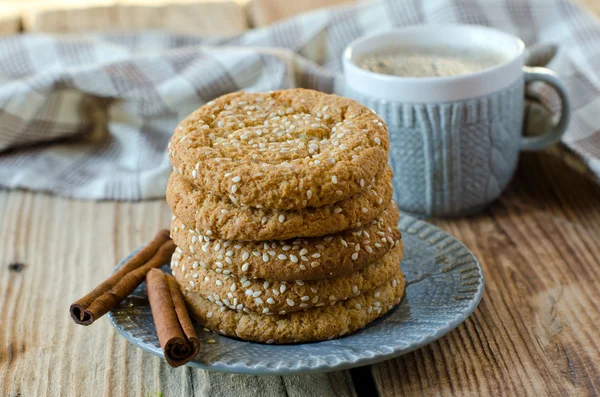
[[329, 295, 336, 301], [262, 253, 269, 262], [277, 254, 287, 260], [278, 214, 285, 223], [336, 190, 343, 196], [311, 261, 320, 268], [232, 175, 241, 183], [306, 190, 313, 199], [374, 291, 381, 298], [280, 285, 287, 293], [351, 253, 359, 260], [286, 299, 295, 307], [332, 176, 338, 184], [207, 312, 213, 318], [362, 207, 368, 213], [231, 283, 237, 292], [216, 280, 223, 286], [374, 137, 381, 145], [231, 185, 238, 193], [242, 252, 249, 261], [300, 248, 308, 256]]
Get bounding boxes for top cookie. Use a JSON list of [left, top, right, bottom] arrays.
[[169, 89, 389, 210]]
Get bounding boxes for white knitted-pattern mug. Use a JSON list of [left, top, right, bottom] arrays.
[[342, 25, 570, 217]]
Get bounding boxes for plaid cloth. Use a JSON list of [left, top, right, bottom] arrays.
[[0, 0, 599, 200]]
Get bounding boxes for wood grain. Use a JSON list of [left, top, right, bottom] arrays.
[[26, 1, 248, 35], [371, 152, 600, 396], [0, 191, 357, 397]]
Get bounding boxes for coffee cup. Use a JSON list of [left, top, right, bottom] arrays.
[[342, 24, 570, 217]]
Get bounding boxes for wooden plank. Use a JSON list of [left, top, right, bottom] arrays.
[[247, 0, 354, 27], [0, 190, 357, 397], [372, 152, 600, 396], [25, 1, 248, 35]]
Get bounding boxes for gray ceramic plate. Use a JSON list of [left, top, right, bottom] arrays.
[[108, 214, 484, 375]]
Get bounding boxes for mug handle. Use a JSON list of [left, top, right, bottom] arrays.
[[520, 66, 571, 151]]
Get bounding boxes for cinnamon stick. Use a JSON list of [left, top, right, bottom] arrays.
[[70, 230, 174, 325], [146, 268, 200, 367]]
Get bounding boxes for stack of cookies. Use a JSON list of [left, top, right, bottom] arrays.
[[166, 89, 405, 344]]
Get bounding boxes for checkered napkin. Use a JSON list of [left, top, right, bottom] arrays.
[[0, 0, 599, 199]]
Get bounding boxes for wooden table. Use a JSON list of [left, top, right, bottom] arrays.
[[1, 150, 599, 396]]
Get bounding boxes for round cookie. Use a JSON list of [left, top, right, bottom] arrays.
[[182, 270, 405, 344], [170, 202, 401, 281], [172, 243, 403, 315], [166, 167, 394, 241], [169, 89, 390, 210]]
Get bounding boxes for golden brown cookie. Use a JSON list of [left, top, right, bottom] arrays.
[[170, 202, 400, 281], [166, 167, 394, 241], [172, 243, 403, 315], [168, 89, 389, 210], [181, 269, 405, 344]]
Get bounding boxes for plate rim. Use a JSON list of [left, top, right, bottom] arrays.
[[108, 215, 484, 375]]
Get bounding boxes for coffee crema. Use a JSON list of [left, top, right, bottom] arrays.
[[356, 46, 506, 78]]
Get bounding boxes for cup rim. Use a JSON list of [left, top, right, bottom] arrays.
[[343, 24, 525, 83], [342, 24, 526, 102]]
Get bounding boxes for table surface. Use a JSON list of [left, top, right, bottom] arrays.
[[1, 150, 599, 397]]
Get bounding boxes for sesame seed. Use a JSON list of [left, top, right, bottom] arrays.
[[360, 179, 365, 188], [296, 280, 305, 286], [267, 298, 275, 304], [306, 190, 313, 199], [189, 281, 195, 287], [262, 253, 269, 262], [286, 299, 295, 307], [207, 312, 213, 318], [241, 252, 250, 261], [231, 283, 237, 292], [192, 261, 199, 269], [243, 281, 251, 287], [300, 265, 307, 270], [374, 291, 381, 298], [282, 245, 292, 251], [192, 169, 197, 178], [336, 190, 343, 196], [332, 176, 338, 184], [355, 244, 361, 252], [241, 263, 249, 272], [278, 214, 285, 223], [253, 291, 262, 297], [301, 296, 310, 302], [231, 185, 238, 193], [226, 250, 233, 257], [351, 253, 359, 260], [311, 261, 320, 268], [277, 254, 287, 260], [362, 207, 368, 213], [341, 239, 348, 247], [216, 280, 223, 286], [299, 248, 308, 256], [392, 279, 397, 287], [255, 298, 264, 305], [232, 176, 241, 182], [334, 207, 342, 214], [374, 137, 381, 145], [329, 295, 336, 301], [289, 255, 298, 263], [280, 285, 287, 293], [245, 289, 253, 296]]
